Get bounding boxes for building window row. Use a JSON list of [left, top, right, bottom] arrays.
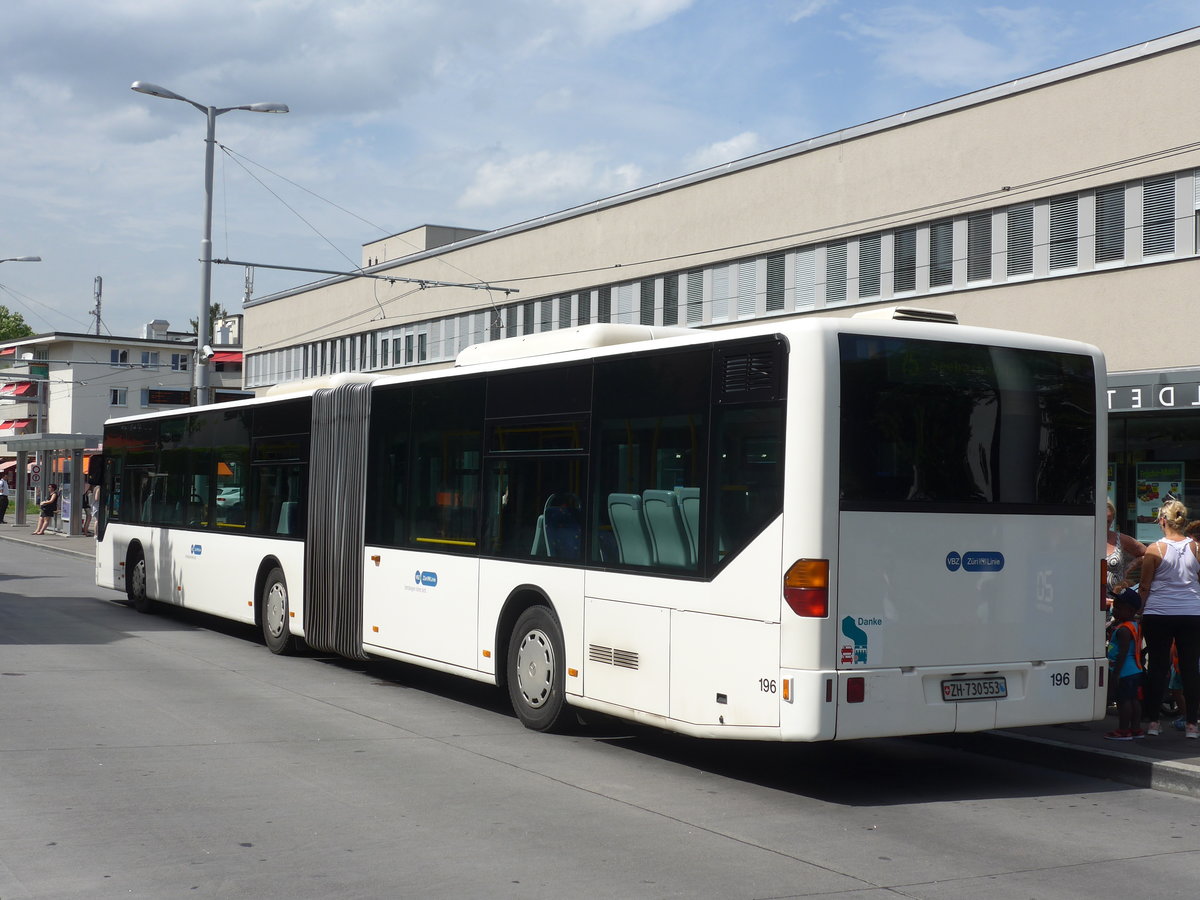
[[246, 168, 1199, 389]]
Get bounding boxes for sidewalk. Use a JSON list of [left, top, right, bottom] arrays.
[[0, 522, 98, 560], [1, 523, 1198, 797], [932, 717, 1200, 799]]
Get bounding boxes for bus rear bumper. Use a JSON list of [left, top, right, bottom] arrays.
[[821, 659, 1106, 741]]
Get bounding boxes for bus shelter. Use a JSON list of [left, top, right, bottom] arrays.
[[1, 433, 101, 535]]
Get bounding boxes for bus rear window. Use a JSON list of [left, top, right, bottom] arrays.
[[839, 334, 1096, 513]]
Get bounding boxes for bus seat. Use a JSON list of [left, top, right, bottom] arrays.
[[674, 487, 700, 563], [530, 514, 549, 557], [643, 489, 691, 568], [277, 501, 298, 536], [543, 493, 582, 560], [607, 493, 654, 566]]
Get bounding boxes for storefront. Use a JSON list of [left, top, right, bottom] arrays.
[[1107, 368, 1200, 543]]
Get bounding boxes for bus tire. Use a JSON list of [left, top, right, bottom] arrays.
[[261, 567, 293, 655], [126, 546, 152, 614], [506, 605, 569, 732]]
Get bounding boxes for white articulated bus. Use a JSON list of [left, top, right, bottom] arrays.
[[96, 311, 1108, 740]]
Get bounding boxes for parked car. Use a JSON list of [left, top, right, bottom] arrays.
[[215, 487, 243, 506]]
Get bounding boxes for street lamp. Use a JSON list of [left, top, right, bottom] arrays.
[[0, 256, 41, 263], [130, 80, 288, 406]]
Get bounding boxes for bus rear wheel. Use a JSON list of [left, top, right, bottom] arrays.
[[126, 547, 152, 614], [506, 605, 569, 732], [261, 567, 293, 655]]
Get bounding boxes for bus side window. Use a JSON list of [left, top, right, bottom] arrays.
[[710, 406, 783, 565]]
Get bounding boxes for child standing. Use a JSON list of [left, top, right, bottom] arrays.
[[1106, 594, 1144, 740]]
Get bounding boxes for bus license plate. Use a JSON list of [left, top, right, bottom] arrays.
[[942, 677, 1007, 702]]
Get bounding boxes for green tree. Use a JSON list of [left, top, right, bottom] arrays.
[[0, 304, 35, 341], [190, 302, 230, 336]]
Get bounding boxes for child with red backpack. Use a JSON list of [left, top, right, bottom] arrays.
[[1106, 594, 1145, 740]]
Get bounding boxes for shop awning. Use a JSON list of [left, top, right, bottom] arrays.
[[0, 381, 36, 396], [211, 351, 242, 363], [0, 419, 31, 431]]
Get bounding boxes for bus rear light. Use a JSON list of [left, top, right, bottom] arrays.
[[781, 677, 793, 703], [846, 676, 865, 703], [784, 559, 829, 617]]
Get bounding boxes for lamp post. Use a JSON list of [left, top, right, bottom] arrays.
[[130, 81, 287, 406]]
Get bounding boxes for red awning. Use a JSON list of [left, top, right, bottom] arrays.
[[211, 351, 242, 363], [0, 419, 31, 431], [0, 347, 14, 357], [0, 381, 36, 396]]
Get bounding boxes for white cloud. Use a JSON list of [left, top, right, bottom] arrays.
[[683, 132, 764, 172], [843, 5, 1067, 89], [790, 0, 836, 22], [551, 0, 696, 42], [457, 149, 644, 210]]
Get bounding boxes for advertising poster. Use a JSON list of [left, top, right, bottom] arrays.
[[1135, 462, 1184, 542]]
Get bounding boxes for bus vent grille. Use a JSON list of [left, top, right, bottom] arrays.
[[714, 338, 785, 404], [589, 644, 640, 670], [722, 351, 775, 393], [612, 648, 639, 669]]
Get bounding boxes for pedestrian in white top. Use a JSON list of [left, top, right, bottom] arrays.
[[1139, 499, 1200, 739], [0, 475, 8, 524]]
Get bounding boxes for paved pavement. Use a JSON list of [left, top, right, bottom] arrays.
[[4, 523, 1200, 799]]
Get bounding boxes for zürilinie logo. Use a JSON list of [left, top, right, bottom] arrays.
[[946, 551, 1004, 573], [414, 570, 438, 588]]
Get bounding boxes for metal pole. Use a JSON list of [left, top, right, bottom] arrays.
[[195, 106, 217, 407]]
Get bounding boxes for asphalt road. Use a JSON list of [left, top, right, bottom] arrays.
[[2, 540, 1199, 900]]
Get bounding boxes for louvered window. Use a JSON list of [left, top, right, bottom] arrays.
[[712, 264, 731, 321], [794, 247, 816, 310], [825, 241, 847, 304], [1095, 185, 1125, 263], [929, 220, 953, 287], [597, 287, 611, 323], [686, 270, 703, 323], [858, 234, 881, 298], [539, 299, 552, 332], [662, 275, 679, 325], [557, 295, 571, 328], [1143, 175, 1175, 257], [737, 260, 756, 318], [1049, 195, 1078, 270], [1007, 205, 1034, 276], [578, 290, 592, 324], [894, 227, 916, 292], [522, 300, 535, 335], [766, 253, 786, 310], [615, 283, 635, 324], [967, 212, 991, 282], [640, 278, 656, 325]]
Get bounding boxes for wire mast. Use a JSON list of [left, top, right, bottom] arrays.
[[91, 276, 103, 335]]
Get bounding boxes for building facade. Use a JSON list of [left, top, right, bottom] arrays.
[[241, 28, 1200, 536]]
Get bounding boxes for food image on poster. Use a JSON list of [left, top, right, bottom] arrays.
[[1135, 462, 1184, 542]]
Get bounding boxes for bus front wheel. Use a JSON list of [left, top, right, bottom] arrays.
[[126, 547, 152, 614], [261, 567, 293, 655], [506, 605, 569, 732]]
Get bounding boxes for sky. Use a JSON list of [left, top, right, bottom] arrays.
[[2, 0, 1199, 342]]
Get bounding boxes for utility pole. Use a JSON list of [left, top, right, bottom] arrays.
[[91, 276, 103, 335]]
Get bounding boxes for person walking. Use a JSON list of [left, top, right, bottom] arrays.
[[0, 473, 9, 525], [1139, 499, 1200, 739]]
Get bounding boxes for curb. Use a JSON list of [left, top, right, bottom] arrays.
[[925, 730, 1200, 799], [0, 531, 96, 561]]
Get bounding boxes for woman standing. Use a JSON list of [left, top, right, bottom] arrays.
[[1105, 499, 1145, 610], [1140, 499, 1200, 738], [32, 483, 59, 535]]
